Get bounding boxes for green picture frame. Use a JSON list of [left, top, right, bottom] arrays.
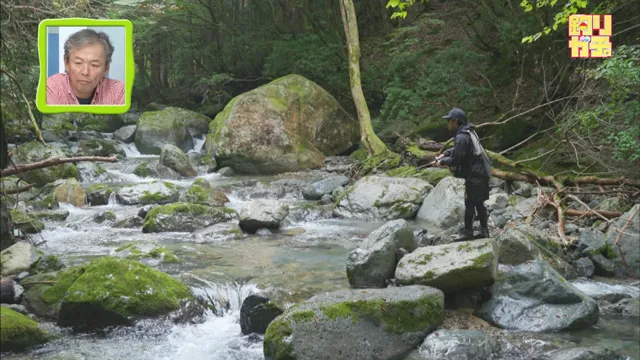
[[35, 18, 134, 114]]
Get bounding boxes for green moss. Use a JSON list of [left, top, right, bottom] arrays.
[[292, 310, 315, 323], [457, 243, 472, 252], [40, 266, 86, 311], [263, 318, 295, 360], [58, 257, 193, 318], [87, 184, 113, 196], [31, 254, 64, 273], [387, 166, 416, 177], [603, 244, 618, 259], [0, 306, 52, 352], [349, 148, 368, 161], [185, 184, 210, 204], [9, 209, 45, 233], [142, 203, 237, 233], [147, 247, 181, 263], [333, 184, 355, 208], [470, 252, 493, 269], [134, 162, 153, 177], [362, 152, 402, 174], [423, 270, 436, 280], [319, 297, 443, 334]]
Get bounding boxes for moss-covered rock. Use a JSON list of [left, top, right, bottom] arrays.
[[11, 142, 77, 187], [184, 179, 229, 207], [9, 209, 44, 234], [115, 181, 181, 206], [142, 202, 237, 233], [159, 144, 197, 177], [134, 107, 196, 155], [77, 139, 126, 158], [85, 184, 113, 206], [263, 285, 444, 360], [53, 178, 86, 207], [31, 210, 69, 221], [46, 113, 124, 133], [25, 193, 59, 211], [94, 210, 117, 223], [133, 161, 181, 180], [206, 74, 360, 175], [115, 244, 181, 264], [36, 256, 194, 329], [0, 306, 52, 352]]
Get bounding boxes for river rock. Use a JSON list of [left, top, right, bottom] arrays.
[[334, 175, 432, 221], [77, 139, 126, 158], [605, 204, 640, 278], [415, 177, 465, 228], [302, 175, 349, 200], [573, 257, 595, 278], [415, 329, 501, 360], [0, 242, 41, 277], [475, 260, 599, 332], [486, 193, 509, 211], [283, 203, 334, 225], [346, 219, 418, 288], [116, 181, 181, 205], [133, 161, 182, 180], [8, 209, 44, 234], [240, 294, 283, 335], [184, 178, 229, 206], [533, 346, 626, 360], [1, 201, 14, 251], [76, 162, 110, 183], [53, 178, 86, 207], [395, 239, 497, 294], [85, 184, 113, 206], [40, 257, 195, 329], [160, 144, 197, 177], [53, 112, 123, 133], [10, 141, 77, 187], [496, 225, 577, 279], [238, 199, 289, 234], [113, 124, 136, 143], [206, 74, 360, 175], [0, 306, 52, 352], [113, 216, 144, 229], [142, 203, 237, 233], [217, 167, 234, 176], [263, 285, 444, 360], [134, 107, 194, 154]]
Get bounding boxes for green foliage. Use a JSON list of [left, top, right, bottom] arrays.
[[386, 0, 428, 19]]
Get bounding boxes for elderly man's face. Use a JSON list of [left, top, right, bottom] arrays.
[[65, 43, 110, 99]]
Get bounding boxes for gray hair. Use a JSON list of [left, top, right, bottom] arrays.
[[63, 29, 114, 66]]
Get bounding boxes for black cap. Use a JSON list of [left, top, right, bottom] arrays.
[[442, 107, 467, 125]]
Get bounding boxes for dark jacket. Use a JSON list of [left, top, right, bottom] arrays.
[[440, 123, 491, 180]]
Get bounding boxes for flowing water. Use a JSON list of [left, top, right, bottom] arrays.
[[3, 144, 640, 360]]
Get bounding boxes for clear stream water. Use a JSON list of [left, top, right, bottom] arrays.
[[3, 142, 639, 360]]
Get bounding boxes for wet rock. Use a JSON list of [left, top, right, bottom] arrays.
[[8, 209, 44, 234], [605, 204, 640, 278], [302, 175, 349, 200], [256, 228, 273, 236], [142, 203, 237, 233], [94, 210, 117, 224], [235, 181, 287, 200], [160, 144, 197, 177], [113, 216, 144, 229], [217, 167, 234, 177], [415, 177, 464, 228], [486, 193, 509, 211], [573, 257, 595, 278], [134, 107, 196, 154], [113, 124, 136, 143], [263, 285, 444, 360], [564, 223, 579, 235], [1, 242, 41, 277], [589, 253, 617, 277], [331, 186, 345, 202], [53, 178, 86, 207], [0, 306, 52, 352], [138, 205, 155, 219], [190, 221, 244, 242], [240, 294, 284, 335], [533, 346, 626, 360], [475, 260, 598, 332], [238, 199, 289, 234], [395, 239, 497, 294], [346, 219, 418, 288], [76, 162, 111, 183], [77, 139, 126, 158], [116, 181, 181, 206], [133, 161, 182, 180], [415, 329, 501, 360], [576, 229, 608, 256], [283, 203, 333, 225], [599, 297, 640, 318], [511, 181, 534, 197], [514, 197, 537, 216], [11, 141, 77, 187], [31, 210, 69, 222], [183, 178, 229, 207], [335, 175, 432, 221]]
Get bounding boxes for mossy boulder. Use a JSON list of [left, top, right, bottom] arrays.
[[395, 239, 498, 294], [133, 161, 181, 179], [142, 202, 238, 233], [159, 144, 197, 177], [115, 181, 181, 206], [85, 184, 113, 206], [8, 209, 44, 234], [263, 285, 444, 360], [206, 74, 360, 175], [46, 113, 123, 133], [32, 210, 69, 221], [0, 306, 52, 352], [94, 210, 117, 223], [11, 141, 77, 187], [386, 167, 450, 187], [53, 178, 86, 207], [77, 139, 126, 158], [35, 256, 194, 329], [114, 244, 181, 264], [134, 107, 195, 155], [184, 178, 229, 207]]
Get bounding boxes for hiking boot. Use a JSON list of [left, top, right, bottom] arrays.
[[454, 230, 475, 242], [478, 228, 490, 239]]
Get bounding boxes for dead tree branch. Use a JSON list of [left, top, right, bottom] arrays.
[[0, 68, 45, 145]]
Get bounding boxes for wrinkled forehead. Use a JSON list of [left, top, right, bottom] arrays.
[[68, 43, 106, 63]]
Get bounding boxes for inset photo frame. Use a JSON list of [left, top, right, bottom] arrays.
[[36, 18, 134, 114]]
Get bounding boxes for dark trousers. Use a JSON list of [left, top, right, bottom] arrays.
[[464, 177, 490, 233]]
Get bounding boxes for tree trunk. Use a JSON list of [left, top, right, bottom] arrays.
[[0, 277, 16, 304], [339, 0, 389, 157]]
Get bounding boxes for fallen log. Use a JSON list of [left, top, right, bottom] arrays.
[[1, 156, 117, 177], [564, 209, 623, 219], [1, 277, 16, 304]]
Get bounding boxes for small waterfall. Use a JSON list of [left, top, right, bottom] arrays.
[[118, 143, 157, 158], [191, 136, 206, 154], [108, 192, 119, 206]]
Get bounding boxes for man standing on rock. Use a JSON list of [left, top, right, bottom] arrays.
[[435, 107, 492, 241]]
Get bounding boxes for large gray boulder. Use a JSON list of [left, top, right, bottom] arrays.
[[115, 181, 181, 205], [1, 242, 41, 277], [346, 219, 418, 288], [134, 107, 197, 155], [415, 177, 465, 228], [11, 141, 77, 187], [206, 74, 360, 175], [334, 175, 433, 221], [113, 125, 136, 143], [533, 346, 626, 360], [142, 203, 237, 233], [263, 285, 444, 360], [496, 225, 577, 279], [605, 204, 640, 278], [160, 144, 197, 177], [302, 175, 349, 200], [238, 199, 289, 233], [415, 329, 501, 360], [475, 260, 599, 332], [395, 239, 498, 293]]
